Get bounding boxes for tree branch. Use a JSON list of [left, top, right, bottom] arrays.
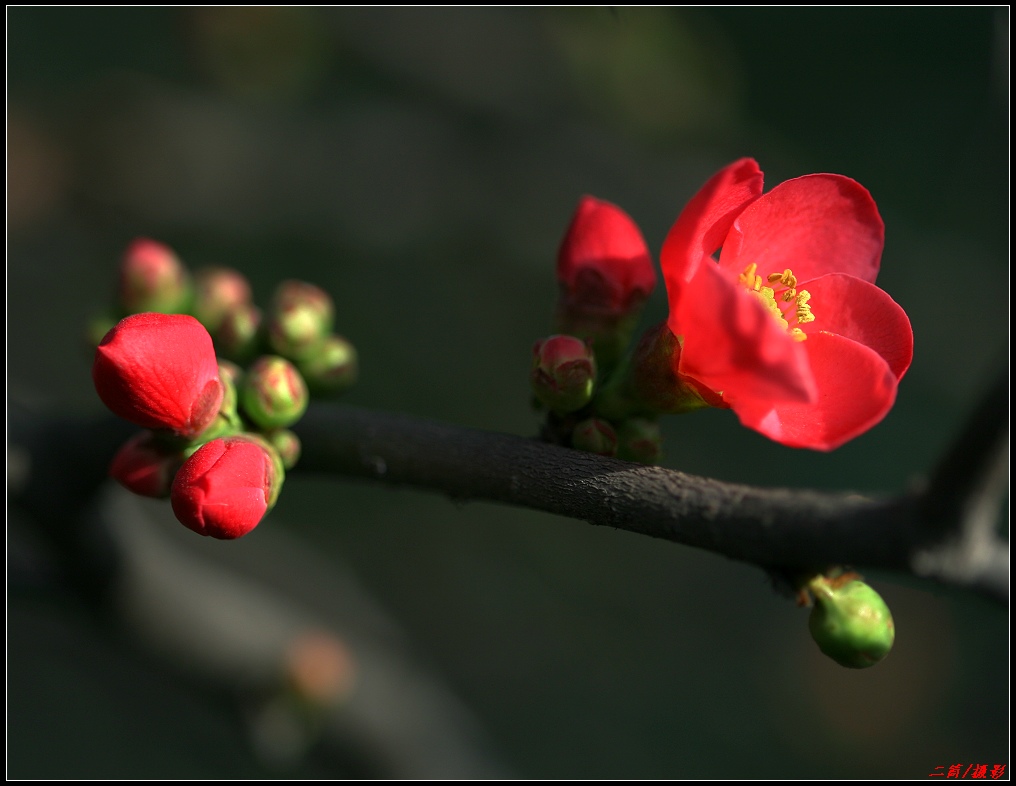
[[295, 376, 1009, 602]]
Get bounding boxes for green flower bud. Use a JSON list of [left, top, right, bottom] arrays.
[[571, 418, 617, 456], [531, 335, 596, 414], [615, 417, 663, 464], [241, 355, 309, 429], [217, 358, 244, 388], [193, 267, 252, 333], [118, 238, 192, 314], [266, 428, 302, 470], [808, 576, 895, 669], [298, 334, 358, 395], [215, 302, 263, 363], [267, 280, 334, 361]]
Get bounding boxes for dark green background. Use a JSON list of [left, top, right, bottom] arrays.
[[8, 8, 1008, 778]]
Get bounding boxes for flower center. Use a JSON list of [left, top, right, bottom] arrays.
[[738, 264, 815, 341]]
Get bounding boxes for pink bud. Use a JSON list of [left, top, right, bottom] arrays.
[[531, 335, 597, 413], [93, 313, 224, 439], [557, 196, 656, 316], [171, 436, 278, 539], [119, 238, 191, 314], [193, 267, 252, 332]]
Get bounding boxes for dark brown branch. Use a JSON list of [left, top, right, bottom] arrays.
[[295, 387, 1008, 602]]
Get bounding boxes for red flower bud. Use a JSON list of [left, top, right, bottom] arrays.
[[557, 196, 656, 317], [171, 436, 281, 539], [109, 431, 184, 498], [93, 313, 224, 439]]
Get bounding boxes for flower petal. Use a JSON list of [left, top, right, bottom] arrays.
[[730, 332, 899, 451], [673, 261, 817, 405], [660, 158, 763, 295], [799, 273, 913, 380], [719, 174, 884, 285]]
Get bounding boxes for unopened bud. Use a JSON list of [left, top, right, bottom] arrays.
[[171, 435, 284, 539], [531, 335, 596, 414], [616, 418, 663, 464], [217, 358, 244, 388], [808, 575, 895, 669], [193, 267, 252, 333], [241, 355, 309, 429], [119, 238, 191, 314], [215, 302, 263, 363], [109, 431, 184, 498], [556, 196, 656, 368], [267, 280, 334, 361], [266, 428, 302, 470], [93, 313, 223, 439], [299, 334, 358, 395], [571, 418, 617, 456]]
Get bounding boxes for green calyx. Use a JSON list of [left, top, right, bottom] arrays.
[[807, 575, 895, 669]]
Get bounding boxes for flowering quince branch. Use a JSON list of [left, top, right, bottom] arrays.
[[80, 162, 1001, 672], [293, 373, 1008, 604]]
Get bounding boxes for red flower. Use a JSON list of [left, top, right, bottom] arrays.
[[93, 313, 224, 439], [659, 158, 913, 450], [558, 195, 656, 317], [171, 436, 279, 539]]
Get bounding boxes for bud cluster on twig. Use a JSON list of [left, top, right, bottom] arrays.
[[90, 238, 358, 539]]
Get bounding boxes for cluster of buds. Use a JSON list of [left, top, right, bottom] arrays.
[[534, 191, 902, 669], [530, 197, 664, 464], [91, 239, 359, 539]]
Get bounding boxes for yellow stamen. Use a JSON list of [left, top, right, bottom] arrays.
[[740, 264, 817, 340]]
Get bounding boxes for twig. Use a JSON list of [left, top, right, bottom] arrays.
[[295, 373, 1009, 602]]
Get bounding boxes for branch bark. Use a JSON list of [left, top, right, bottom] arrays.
[[295, 373, 1009, 602]]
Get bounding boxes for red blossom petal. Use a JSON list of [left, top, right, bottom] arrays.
[[673, 261, 817, 405], [718, 174, 884, 285], [660, 158, 763, 297], [557, 196, 656, 312], [93, 313, 223, 438], [798, 273, 913, 380], [171, 437, 272, 539], [729, 331, 899, 451]]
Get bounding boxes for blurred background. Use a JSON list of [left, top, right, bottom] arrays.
[[8, 7, 1009, 778]]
